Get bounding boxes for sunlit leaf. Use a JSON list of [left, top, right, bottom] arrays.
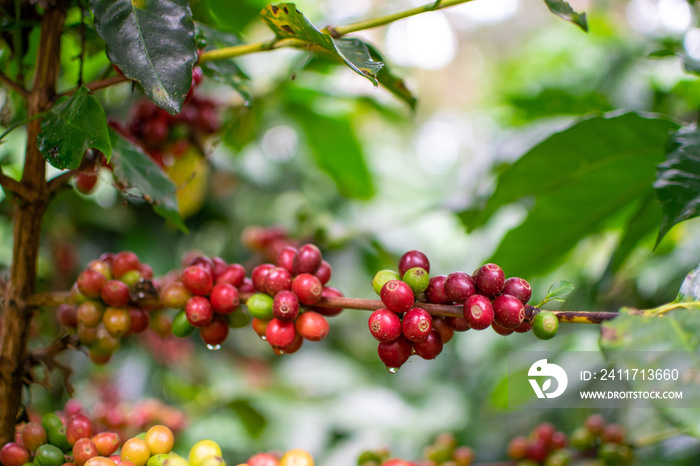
[[543, 0, 588, 32], [676, 261, 700, 303]]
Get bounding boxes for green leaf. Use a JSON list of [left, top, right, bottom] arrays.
[[507, 88, 612, 123], [677, 262, 700, 303], [536, 280, 575, 307], [362, 41, 417, 110], [108, 129, 188, 232], [37, 87, 111, 170], [462, 113, 678, 278], [654, 126, 700, 246], [90, 0, 197, 114], [260, 3, 383, 85], [601, 307, 700, 436], [287, 100, 374, 200], [543, 0, 588, 32], [196, 24, 251, 103]]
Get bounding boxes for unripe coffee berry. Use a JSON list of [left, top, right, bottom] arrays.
[[507, 436, 529, 460], [172, 310, 195, 337], [413, 329, 443, 359], [295, 311, 330, 341], [401, 308, 432, 342], [160, 282, 192, 309], [185, 296, 214, 327], [493, 294, 525, 329], [380, 280, 414, 314], [474, 263, 505, 297], [398, 250, 430, 277], [425, 275, 451, 304], [368, 308, 402, 342], [272, 290, 300, 321], [533, 310, 558, 340], [402, 267, 429, 295], [246, 293, 274, 320], [292, 244, 322, 275], [377, 336, 413, 371], [503, 277, 532, 304], [444, 272, 476, 304], [463, 294, 494, 330], [291, 273, 323, 305], [209, 283, 240, 314], [372, 270, 400, 296], [182, 265, 213, 296]]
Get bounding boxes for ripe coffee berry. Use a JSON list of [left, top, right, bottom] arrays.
[[507, 436, 528, 460], [315, 260, 332, 285], [265, 318, 297, 348], [368, 309, 402, 342], [112, 251, 140, 279], [533, 310, 558, 340], [272, 290, 300, 322], [514, 320, 532, 333], [308, 286, 344, 316], [425, 275, 451, 304], [185, 296, 214, 327], [380, 280, 414, 313], [291, 273, 323, 305], [200, 315, 229, 346], [295, 311, 330, 341], [377, 336, 413, 370], [264, 267, 293, 296], [463, 294, 494, 330], [398, 250, 430, 277], [57, 304, 78, 328], [445, 315, 471, 332], [189, 256, 216, 278], [251, 264, 274, 293], [21, 422, 46, 452], [503, 277, 532, 304], [66, 413, 93, 445], [526, 439, 547, 463], [584, 414, 606, 435], [292, 244, 322, 275], [128, 307, 150, 333], [413, 329, 443, 359], [215, 264, 246, 287], [182, 265, 213, 296], [372, 269, 401, 295], [602, 424, 626, 444], [101, 280, 131, 308], [401, 308, 432, 342], [444, 272, 476, 304], [474, 263, 505, 297], [209, 283, 240, 314], [492, 321, 514, 336], [276, 246, 297, 272], [77, 269, 107, 298], [77, 301, 104, 328], [431, 317, 454, 343], [493, 294, 525, 329]]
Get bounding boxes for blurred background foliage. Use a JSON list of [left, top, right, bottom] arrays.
[[3, 0, 700, 464]]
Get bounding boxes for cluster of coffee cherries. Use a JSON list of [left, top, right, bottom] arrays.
[[160, 255, 252, 349], [358, 433, 473, 466], [507, 416, 633, 465], [123, 68, 218, 170], [369, 250, 535, 371], [245, 244, 343, 354], [240, 226, 300, 263], [243, 449, 314, 466], [59, 252, 157, 364]]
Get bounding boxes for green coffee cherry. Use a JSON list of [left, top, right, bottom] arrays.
[[171, 310, 196, 337], [372, 270, 400, 296], [533, 310, 558, 340], [246, 293, 274, 320], [402, 267, 429, 296]]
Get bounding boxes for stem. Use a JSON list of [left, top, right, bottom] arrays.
[[0, 112, 45, 142], [0, 69, 28, 98], [0, 0, 67, 445], [633, 428, 686, 448]]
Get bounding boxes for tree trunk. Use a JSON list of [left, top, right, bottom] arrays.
[[0, 2, 66, 445]]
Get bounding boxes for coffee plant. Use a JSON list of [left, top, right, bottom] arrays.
[[1, 0, 700, 464]]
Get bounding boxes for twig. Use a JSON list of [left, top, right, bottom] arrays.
[[46, 149, 103, 196], [0, 70, 28, 98], [26, 333, 79, 396], [0, 167, 32, 200]]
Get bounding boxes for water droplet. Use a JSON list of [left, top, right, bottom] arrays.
[[386, 366, 399, 374], [277, 350, 285, 355], [261, 336, 267, 341], [206, 344, 221, 351]]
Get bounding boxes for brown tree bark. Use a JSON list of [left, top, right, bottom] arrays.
[[0, 1, 66, 445]]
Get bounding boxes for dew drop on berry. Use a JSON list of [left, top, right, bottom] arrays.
[[386, 366, 399, 374], [206, 344, 221, 351]]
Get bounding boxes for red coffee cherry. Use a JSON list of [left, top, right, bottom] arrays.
[[380, 280, 414, 314], [264, 267, 293, 296], [265, 318, 297, 348], [368, 308, 402, 342], [377, 336, 413, 371], [493, 294, 525, 329], [295, 311, 330, 341], [209, 283, 240, 314], [492, 321, 514, 336], [315, 260, 332, 285], [291, 273, 323, 305], [474, 263, 505, 297], [463, 294, 494, 330], [503, 277, 532, 305], [251, 264, 274, 293], [182, 265, 213, 296], [100, 280, 131, 308], [507, 436, 529, 460], [445, 315, 471, 332], [401, 308, 432, 342], [272, 290, 300, 322], [431, 316, 454, 343], [292, 244, 322, 275], [276, 246, 297, 273], [413, 329, 443, 360], [398, 250, 430, 277], [200, 314, 229, 347], [185, 296, 213, 327], [215, 264, 246, 288], [308, 286, 344, 316], [111, 251, 140, 279], [425, 275, 451, 304], [75, 172, 98, 195], [160, 281, 192, 309], [127, 307, 150, 334], [77, 269, 107, 298], [444, 272, 476, 304], [189, 256, 216, 278]]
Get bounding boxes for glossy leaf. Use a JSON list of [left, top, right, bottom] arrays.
[[461, 113, 678, 278], [197, 23, 251, 102], [654, 126, 700, 246], [536, 280, 575, 307], [260, 3, 383, 85], [676, 261, 700, 302], [90, 0, 197, 114], [108, 129, 188, 232], [287, 101, 374, 200], [601, 307, 700, 436], [544, 0, 588, 32], [37, 87, 111, 170]]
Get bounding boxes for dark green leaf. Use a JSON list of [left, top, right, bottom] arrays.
[[676, 262, 700, 302], [601, 307, 700, 436], [37, 87, 111, 170], [654, 126, 700, 246], [90, 0, 197, 114], [108, 129, 188, 232], [363, 41, 417, 110], [462, 113, 678, 278], [196, 23, 251, 102], [544, 0, 588, 32], [536, 280, 575, 307], [260, 3, 382, 85], [287, 102, 374, 200]]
